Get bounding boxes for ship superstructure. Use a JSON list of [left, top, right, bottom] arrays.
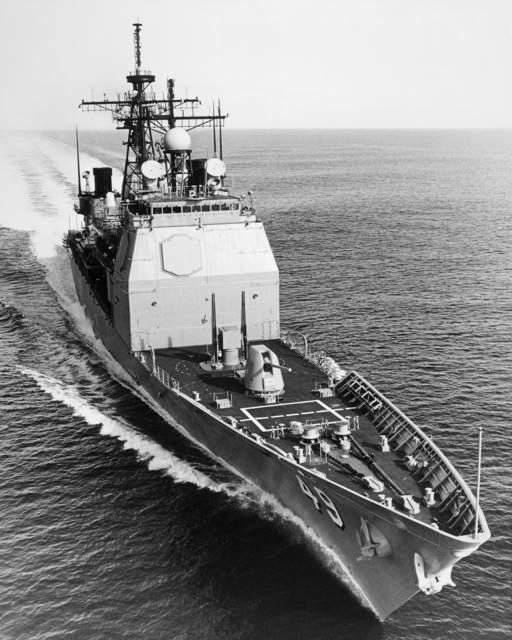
[[65, 24, 490, 620]]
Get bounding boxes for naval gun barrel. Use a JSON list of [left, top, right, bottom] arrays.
[[269, 363, 292, 372]]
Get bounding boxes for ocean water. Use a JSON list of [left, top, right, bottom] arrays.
[[0, 128, 510, 640]]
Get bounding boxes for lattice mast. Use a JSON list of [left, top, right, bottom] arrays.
[[79, 23, 228, 199], [123, 22, 156, 198]]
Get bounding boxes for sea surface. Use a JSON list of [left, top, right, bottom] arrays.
[[0, 128, 510, 640]]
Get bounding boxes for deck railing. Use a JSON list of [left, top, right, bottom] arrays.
[[280, 331, 348, 382], [134, 351, 180, 392], [336, 370, 483, 536]]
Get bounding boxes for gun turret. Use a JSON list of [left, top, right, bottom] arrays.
[[245, 345, 288, 398]]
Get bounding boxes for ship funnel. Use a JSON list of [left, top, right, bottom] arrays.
[[93, 167, 112, 197]]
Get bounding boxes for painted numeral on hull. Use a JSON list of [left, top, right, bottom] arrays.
[[296, 475, 345, 530]]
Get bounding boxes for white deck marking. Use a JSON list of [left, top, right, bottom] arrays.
[[241, 399, 348, 433], [240, 407, 269, 431], [245, 400, 321, 410], [316, 399, 347, 422], [241, 402, 314, 432]]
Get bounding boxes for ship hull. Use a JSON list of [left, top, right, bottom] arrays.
[[69, 260, 482, 620]]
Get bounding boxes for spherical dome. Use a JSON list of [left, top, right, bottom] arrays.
[[163, 128, 192, 151]]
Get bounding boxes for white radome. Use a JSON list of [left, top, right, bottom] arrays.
[[205, 158, 226, 177], [163, 128, 192, 151], [141, 160, 164, 179]]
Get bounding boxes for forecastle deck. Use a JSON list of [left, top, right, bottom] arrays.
[[134, 338, 481, 538]]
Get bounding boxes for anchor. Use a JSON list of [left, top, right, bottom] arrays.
[[356, 517, 392, 561]]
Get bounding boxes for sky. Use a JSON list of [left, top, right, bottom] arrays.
[[1, 0, 512, 129]]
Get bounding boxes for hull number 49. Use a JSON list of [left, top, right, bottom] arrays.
[[296, 475, 345, 530]]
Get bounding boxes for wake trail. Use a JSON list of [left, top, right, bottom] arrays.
[[18, 366, 217, 490], [0, 132, 122, 260], [17, 365, 374, 614], [3, 132, 374, 612]]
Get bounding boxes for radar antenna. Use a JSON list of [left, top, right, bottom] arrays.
[[79, 23, 228, 199], [133, 22, 142, 70]]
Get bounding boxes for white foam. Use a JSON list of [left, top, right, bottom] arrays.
[[0, 132, 122, 260], [4, 131, 374, 614], [211, 475, 374, 614], [106, 373, 374, 612], [17, 362, 374, 614], [17, 366, 217, 489]]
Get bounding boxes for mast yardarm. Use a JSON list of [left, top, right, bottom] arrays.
[[79, 23, 228, 199]]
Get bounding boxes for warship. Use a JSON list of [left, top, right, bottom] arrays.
[[65, 23, 490, 619]]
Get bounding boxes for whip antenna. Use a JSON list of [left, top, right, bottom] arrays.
[[76, 126, 82, 196], [218, 100, 223, 160], [212, 102, 217, 156], [474, 426, 483, 539]]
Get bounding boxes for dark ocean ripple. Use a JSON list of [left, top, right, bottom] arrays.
[[0, 129, 510, 639]]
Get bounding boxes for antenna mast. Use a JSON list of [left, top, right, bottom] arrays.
[[76, 126, 82, 196], [474, 427, 483, 539], [133, 22, 142, 69], [79, 23, 228, 200], [212, 102, 217, 156], [218, 100, 223, 161]]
